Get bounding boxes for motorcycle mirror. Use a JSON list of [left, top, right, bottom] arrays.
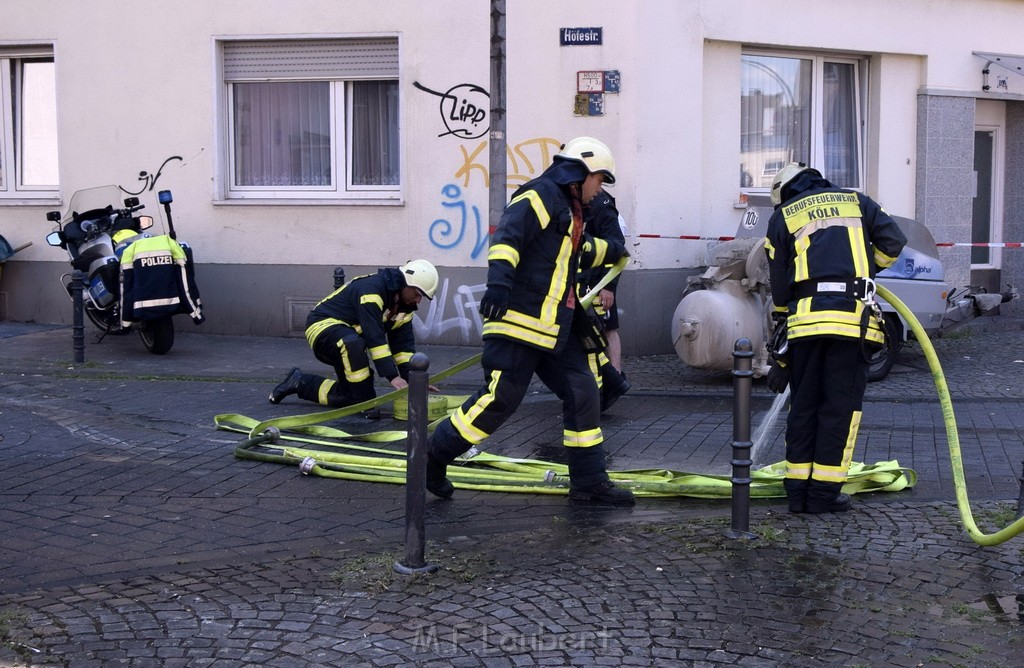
[[137, 215, 155, 231], [46, 210, 62, 223], [158, 190, 173, 205], [124, 196, 140, 208], [45, 231, 63, 247]]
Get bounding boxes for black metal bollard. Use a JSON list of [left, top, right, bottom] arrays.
[[726, 338, 757, 539], [71, 270, 86, 364], [394, 353, 439, 575], [333, 267, 346, 289]]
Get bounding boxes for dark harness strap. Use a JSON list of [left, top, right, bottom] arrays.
[[792, 277, 874, 301]]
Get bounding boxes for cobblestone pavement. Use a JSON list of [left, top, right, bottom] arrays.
[[0, 318, 1022, 666]]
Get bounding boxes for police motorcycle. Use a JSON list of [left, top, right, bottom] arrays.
[[45, 185, 204, 355]]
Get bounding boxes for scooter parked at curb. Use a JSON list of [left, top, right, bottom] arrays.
[[45, 186, 204, 355]]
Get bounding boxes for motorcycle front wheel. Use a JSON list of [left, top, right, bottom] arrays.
[[138, 316, 174, 354]]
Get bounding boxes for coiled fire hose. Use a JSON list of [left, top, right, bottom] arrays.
[[875, 284, 1024, 546], [215, 257, 915, 502]]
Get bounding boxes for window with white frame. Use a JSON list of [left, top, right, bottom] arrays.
[[0, 46, 59, 200], [222, 38, 400, 201], [740, 50, 864, 194]]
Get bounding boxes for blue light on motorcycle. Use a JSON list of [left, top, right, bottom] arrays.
[[158, 190, 173, 205]]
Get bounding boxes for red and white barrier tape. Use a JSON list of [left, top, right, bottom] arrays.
[[634, 234, 1021, 248], [635, 234, 736, 241], [935, 242, 1022, 248]]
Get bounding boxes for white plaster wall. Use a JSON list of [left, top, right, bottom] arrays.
[[4, 0, 1024, 276]]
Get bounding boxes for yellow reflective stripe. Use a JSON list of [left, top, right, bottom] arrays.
[[589, 237, 609, 266], [564, 427, 603, 448], [793, 235, 811, 281], [368, 344, 391, 360], [306, 318, 344, 347], [391, 313, 414, 327], [785, 461, 812, 480], [393, 351, 413, 365], [763, 237, 775, 259], [811, 463, 849, 483], [875, 248, 899, 268], [543, 238, 573, 323], [482, 321, 558, 348], [783, 192, 861, 232], [338, 338, 371, 382], [452, 371, 502, 444], [361, 294, 384, 309], [317, 379, 335, 405], [500, 309, 559, 334], [790, 323, 884, 343], [346, 367, 372, 382], [587, 352, 602, 388], [488, 243, 520, 266], [509, 189, 551, 229], [842, 410, 862, 470], [848, 226, 869, 277], [789, 305, 885, 343]]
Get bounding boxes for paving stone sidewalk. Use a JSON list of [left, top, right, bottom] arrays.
[[0, 317, 1022, 666]]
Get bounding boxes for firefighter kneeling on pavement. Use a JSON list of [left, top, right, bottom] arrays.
[[269, 260, 439, 417], [425, 136, 634, 505], [763, 162, 907, 514]]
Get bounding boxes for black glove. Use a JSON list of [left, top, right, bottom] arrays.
[[479, 285, 511, 320], [766, 362, 791, 394]]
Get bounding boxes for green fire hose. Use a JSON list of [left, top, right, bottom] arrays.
[[876, 284, 1024, 546], [216, 256, 915, 502]]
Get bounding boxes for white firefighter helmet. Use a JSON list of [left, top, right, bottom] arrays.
[[556, 136, 616, 184], [770, 162, 821, 206], [400, 259, 438, 299]]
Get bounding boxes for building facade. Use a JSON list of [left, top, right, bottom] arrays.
[[1, 0, 1021, 353]]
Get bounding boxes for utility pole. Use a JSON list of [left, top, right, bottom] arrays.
[[489, 0, 507, 234]]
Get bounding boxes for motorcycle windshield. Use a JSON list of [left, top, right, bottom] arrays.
[[65, 185, 124, 221]]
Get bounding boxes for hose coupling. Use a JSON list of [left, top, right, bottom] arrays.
[[299, 457, 317, 475]]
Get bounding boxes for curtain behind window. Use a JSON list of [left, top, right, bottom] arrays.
[[233, 81, 331, 187], [16, 58, 59, 187], [351, 81, 399, 186], [822, 62, 859, 189]]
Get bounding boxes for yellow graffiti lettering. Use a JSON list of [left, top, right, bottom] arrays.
[[454, 141, 489, 188], [452, 137, 564, 190]]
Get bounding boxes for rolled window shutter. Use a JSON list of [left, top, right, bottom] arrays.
[[224, 38, 398, 81]]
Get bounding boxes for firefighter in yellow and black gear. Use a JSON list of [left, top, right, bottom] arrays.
[[581, 187, 630, 413], [425, 136, 634, 504], [764, 162, 907, 514], [268, 260, 439, 417]]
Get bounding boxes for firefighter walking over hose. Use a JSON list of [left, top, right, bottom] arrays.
[[764, 162, 907, 514], [425, 137, 634, 505], [269, 260, 439, 417]]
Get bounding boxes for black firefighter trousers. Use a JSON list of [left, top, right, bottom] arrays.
[[784, 337, 869, 510], [292, 324, 377, 407], [428, 334, 611, 487]]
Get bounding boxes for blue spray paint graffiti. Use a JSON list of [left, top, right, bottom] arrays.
[[429, 184, 488, 259]]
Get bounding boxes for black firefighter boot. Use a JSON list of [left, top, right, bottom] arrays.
[[600, 363, 630, 413], [269, 368, 304, 404], [424, 419, 472, 499], [783, 478, 809, 514], [566, 445, 635, 505], [806, 479, 852, 514]]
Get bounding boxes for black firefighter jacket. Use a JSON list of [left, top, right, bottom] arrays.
[[484, 174, 625, 352], [764, 180, 907, 346], [304, 268, 416, 381]]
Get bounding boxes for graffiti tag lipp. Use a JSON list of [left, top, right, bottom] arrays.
[[414, 81, 490, 139]]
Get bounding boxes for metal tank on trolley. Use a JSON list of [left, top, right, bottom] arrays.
[[671, 195, 1017, 381]]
